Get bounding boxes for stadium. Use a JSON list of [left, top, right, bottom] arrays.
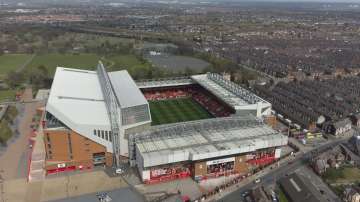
[[43, 62, 287, 184]]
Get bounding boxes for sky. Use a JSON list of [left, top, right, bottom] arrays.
[[222, 0, 360, 2], [202, 0, 360, 2]]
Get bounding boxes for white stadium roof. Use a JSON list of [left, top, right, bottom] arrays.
[[46, 66, 151, 155], [136, 77, 194, 89], [108, 70, 148, 108], [134, 116, 287, 168], [191, 73, 270, 110], [46, 67, 110, 128]]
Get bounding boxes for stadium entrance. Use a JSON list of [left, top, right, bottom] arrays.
[[93, 152, 106, 166], [206, 157, 235, 176], [144, 163, 191, 184]]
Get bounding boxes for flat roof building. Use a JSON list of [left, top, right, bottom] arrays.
[[278, 173, 326, 202]]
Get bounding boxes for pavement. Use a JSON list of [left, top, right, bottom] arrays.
[[136, 178, 202, 201], [50, 187, 144, 202], [0, 88, 42, 180], [28, 110, 46, 182], [0, 169, 129, 202]]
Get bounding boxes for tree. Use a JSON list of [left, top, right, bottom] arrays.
[[28, 65, 51, 89], [5, 71, 25, 89]]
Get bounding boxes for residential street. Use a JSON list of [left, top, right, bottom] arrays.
[[220, 138, 348, 202]]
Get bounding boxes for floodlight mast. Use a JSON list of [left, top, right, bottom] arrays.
[[97, 61, 121, 169]]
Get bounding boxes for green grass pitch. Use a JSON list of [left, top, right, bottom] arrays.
[[149, 98, 213, 125]]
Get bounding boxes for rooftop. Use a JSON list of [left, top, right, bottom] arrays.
[[278, 173, 326, 202], [134, 115, 287, 167], [46, 67, 110, 128], [191, 73, 269, 110], [136, 77, 194, 89], [108, 70, 148, 108]]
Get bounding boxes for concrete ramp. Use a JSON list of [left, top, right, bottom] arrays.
[[28, 117, 46, 182]]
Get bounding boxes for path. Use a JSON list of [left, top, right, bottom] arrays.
[[16, 54, 36, 73], [0, 88, 41, 180]]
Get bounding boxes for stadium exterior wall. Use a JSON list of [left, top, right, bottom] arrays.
[[46, 100, 114, 153], [137, 134, 287, 168], [138, 148, 281, 183], [43, 129, 113, 174]]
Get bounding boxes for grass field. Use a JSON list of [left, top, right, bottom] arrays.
[[26, 53, 101, 76], [52, 33, 134, 48], [0, 90, 16, 102], [0, 54, 33, 76], [323, 166, 360, 184], [278, 188, 289, 202], [25, 53, 151, 78], [4, 106, 18, 121], [149, 98, 212, 125], [107, 54, 152, 73], [0, 120, 12, 145]]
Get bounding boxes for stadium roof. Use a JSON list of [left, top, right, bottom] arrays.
[[136, 77, 194, 89], [108, 70, 148, 108], [191, 73, 270, 110], [46, 67, 110, 130], [47, 67, 149, 131], [134, 116, 287, 168]]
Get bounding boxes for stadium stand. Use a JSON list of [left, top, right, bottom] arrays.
[[141, 85, 233, 118]]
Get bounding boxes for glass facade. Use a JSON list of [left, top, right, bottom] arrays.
[[121, 104, 150, 126]]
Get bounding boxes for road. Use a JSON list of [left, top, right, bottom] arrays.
[[220, 138, 348, 202]]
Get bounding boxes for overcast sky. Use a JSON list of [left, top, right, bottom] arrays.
[[215, 0, 360, 2]]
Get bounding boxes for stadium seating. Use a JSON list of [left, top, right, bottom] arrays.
[[142, 86, 233, 118]]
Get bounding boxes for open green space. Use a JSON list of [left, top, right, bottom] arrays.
[[323, 166, 360, 184], [0, 54, 33, 76], [25, 53, 152, 78], [4, 106, 18, 121], [0, 106, 18, 145], [0, 90, 16, 102], [278, 188, 289, 202], [0, 119, 12, 145], [107, 54, 152, 73], [331, 185, 346, 196], [52, 33, 134, 48], [26, 53, 101, 76], [149, 98, 213, 125]]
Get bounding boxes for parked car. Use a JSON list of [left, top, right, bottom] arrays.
[[241, 190, 250, 197], [115, 168, 124, 174]]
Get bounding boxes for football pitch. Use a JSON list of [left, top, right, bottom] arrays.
[[149, 98, 213, 125]]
